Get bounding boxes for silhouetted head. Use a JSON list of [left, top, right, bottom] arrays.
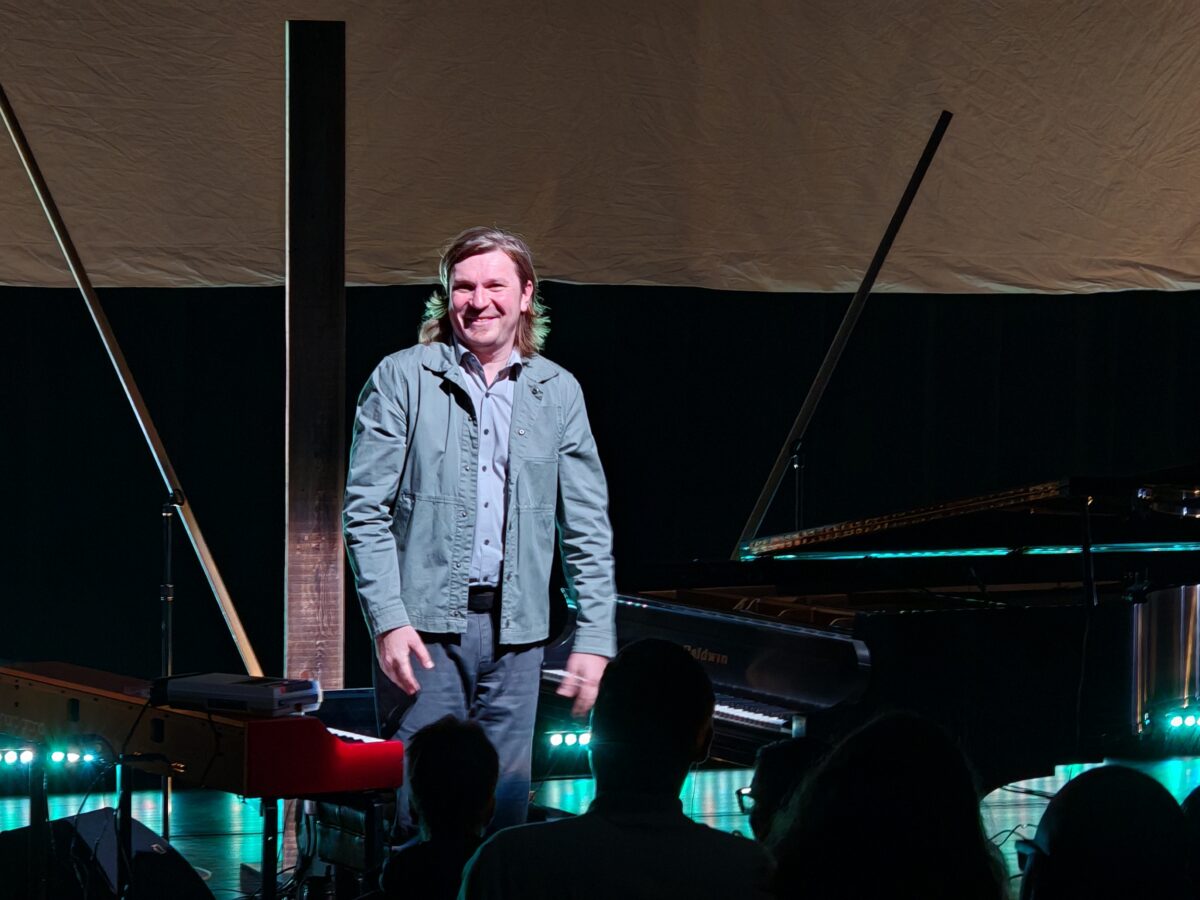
[[407, 716, 499, 839], [588, 639, 715, 794], [1019, 765, 1191, 900], [747, 738, 822, 842], [768, 711, 1006, 900]]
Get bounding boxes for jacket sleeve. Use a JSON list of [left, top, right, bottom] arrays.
[[343, 358, 411, 638], [556, 377, 618, 657]]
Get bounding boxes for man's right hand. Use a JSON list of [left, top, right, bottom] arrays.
[[375, 625, 434, 695]]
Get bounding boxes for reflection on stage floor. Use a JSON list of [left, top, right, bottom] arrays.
[[4, 758, 1199, 895]]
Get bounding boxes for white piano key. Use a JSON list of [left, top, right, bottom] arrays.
[[327, 725, 385, 743]]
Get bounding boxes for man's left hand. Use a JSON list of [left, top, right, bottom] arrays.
[[556, 652, 609, 718]]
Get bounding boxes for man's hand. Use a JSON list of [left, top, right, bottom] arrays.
[[376, 625, 434, 695], [555, 652, 609, 718]]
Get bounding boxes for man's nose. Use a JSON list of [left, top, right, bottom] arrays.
[[468, 287, 488, 308]]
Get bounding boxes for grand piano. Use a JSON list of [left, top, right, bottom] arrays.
[[543, 467, 1200, 791], [543, 113, 1200, 791]]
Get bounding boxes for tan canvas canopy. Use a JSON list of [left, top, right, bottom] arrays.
[[2, 0, 1198, 293]]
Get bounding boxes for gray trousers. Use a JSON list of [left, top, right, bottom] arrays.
[[374, 609, 545, 835]]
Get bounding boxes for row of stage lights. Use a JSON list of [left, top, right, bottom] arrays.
[[547, 731, 591, 749], [1, 749, 98, 766], [1168, 714, 1200, 729]]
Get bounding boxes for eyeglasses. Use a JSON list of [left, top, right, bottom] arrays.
[[735, 786, 755, 814]]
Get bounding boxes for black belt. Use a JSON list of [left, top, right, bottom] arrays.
[[468, 585, 498, 612]]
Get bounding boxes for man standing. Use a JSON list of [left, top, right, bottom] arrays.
[[344, 226, 616, 831]]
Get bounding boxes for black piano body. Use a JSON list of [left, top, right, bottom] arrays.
[[541, 468, 1200, 791]]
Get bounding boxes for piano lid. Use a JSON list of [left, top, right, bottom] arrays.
[[740, 462, 1200, 560]]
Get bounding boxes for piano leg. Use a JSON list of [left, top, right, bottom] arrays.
[[261, 797, 279, 900], [28, 755, 48, 900]]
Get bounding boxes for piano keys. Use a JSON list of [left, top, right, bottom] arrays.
[[0, 662, 403, 798], [0, 661, 404, 900]]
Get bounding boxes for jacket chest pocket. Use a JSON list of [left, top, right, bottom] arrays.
[[513, 458, 557, 511]]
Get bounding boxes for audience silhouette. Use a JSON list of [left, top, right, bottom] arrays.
[[378, 716, 499, 900], [1018, 764, 1193, 900], [767, 711, 1007, 900], [745, 737, 824, 843], [458, 638, 772, 899]]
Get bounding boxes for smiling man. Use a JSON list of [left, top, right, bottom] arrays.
[[344, 226, 616, 833]]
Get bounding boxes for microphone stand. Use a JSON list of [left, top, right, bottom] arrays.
[[160, 492, 181, 840]]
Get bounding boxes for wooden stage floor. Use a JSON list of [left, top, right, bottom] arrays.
[[4, 758, 1199, 896]]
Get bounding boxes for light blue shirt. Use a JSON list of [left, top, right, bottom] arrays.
[[454, 339, 523, 588]]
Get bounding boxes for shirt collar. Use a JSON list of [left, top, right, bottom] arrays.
[[589, 791, 685, 815], [452, 336, 524, 374]]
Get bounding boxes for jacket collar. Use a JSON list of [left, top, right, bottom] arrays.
[[422, 338, 558, 385]]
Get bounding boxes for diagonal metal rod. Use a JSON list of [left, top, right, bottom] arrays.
[[734, 110, 953, 558], [0, 79, 263, 676]]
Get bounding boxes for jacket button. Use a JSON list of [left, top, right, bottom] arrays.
[[517, 428, 526, 436]]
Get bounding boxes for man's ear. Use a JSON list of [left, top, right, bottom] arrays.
[[520, 280, 533, 313], [477, 795, 497, 834]]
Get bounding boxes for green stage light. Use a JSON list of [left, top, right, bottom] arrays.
[[565, 733, 578, 746], [579, 732, 591, 746], [3, 751, 16, 765], [1186, 716, 1196, 727], [67, 752, 80, 763], [1172, 716, 1185, 728], [752, 540, 1200, 563], [872, 548, 1010, 559], [549, 733, 563, 747], [18, 750, 32, 764], [81, 753, 94, 763], [50, 751, 65, 763]]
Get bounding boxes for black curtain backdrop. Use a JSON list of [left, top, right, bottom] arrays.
[[2, 284, 1197, 688]]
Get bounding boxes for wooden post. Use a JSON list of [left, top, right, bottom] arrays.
[[285, 20, 345, 690]]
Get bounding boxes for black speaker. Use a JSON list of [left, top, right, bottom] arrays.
[[0, 807, 212, 899]]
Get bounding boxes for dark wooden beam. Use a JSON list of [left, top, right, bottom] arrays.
[[285, 20, 345, 689]]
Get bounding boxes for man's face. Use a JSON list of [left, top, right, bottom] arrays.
[[448, 249, 533, 359]]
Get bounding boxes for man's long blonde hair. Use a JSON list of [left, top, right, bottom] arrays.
[[419, 226, 550, 356]]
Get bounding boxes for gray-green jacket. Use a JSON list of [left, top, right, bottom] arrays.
[[343, 340, 617, 657]]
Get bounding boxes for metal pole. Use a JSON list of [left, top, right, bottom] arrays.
[[160, 497, 176, 839], [0, 79, 263, 676]]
